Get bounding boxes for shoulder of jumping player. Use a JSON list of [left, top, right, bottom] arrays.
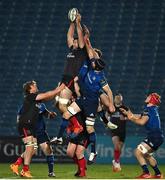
[[26, 93, 38, 102]]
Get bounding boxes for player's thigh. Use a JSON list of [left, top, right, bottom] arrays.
[[86, 125, 95, 133], [40, 142, 53, 155], [60, 86, 72, 99], [64, 101, 81, 119], [67, 142, 77, 157], [100, 93, 110, 108], [135, 141, 153, 156]]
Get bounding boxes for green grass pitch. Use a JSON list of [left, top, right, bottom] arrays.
[[1, 163, 165, 179]]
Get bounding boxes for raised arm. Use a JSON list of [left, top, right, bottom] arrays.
[[67, 23, 75, 48], [36, 83, 65, 101], [76, 13, 85, 48], [84, 36, 99, 60]]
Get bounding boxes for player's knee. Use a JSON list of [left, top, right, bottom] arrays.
[[86, 126, 95, 134], [40, 142, 53, 156], [33, 148, 37, 155], [25, 141, 34, 154], [46, 145, 53, 155], [75, 151, 84, 159], [67, 149, 74, 158], [114, 143, 121, 151], [63, 111, 72, 119], [58, 103, 67, 113]]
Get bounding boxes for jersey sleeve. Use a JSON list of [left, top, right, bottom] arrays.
[[100, 75, 108, 88], [40, 103, 47, 114]]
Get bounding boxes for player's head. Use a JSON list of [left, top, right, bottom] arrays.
[[145, 93, 161, 106], [114, 93, 123, 107], [93, 58, 105, 71], [23, 80, 38, 95]]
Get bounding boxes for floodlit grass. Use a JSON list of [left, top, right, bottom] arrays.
[[1, 163, 165, 179]]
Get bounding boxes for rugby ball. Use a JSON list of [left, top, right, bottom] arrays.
[[68, 8, 78, 22]]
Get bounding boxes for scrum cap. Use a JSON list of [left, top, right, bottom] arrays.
[[149, 93, 161, 105]]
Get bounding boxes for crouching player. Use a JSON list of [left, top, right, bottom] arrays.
[[66, 112, 88, 177], [120, 93, 164, 179]]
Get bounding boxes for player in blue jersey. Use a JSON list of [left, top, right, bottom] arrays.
[[120, 93, 164, 179], [33, 103, 57, 177]]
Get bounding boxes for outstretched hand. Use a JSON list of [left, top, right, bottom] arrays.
[[120, 108, 133, 120]]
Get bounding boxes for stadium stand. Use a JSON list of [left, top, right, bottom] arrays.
[[0, 0, 164, 136]]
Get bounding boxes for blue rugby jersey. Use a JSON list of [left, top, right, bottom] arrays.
[[142, 105, 164, 137], [78, 59, 108, 101]]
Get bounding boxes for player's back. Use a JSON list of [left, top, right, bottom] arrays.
[[144, 106, 163, 137], [80, 70, 106, 100]]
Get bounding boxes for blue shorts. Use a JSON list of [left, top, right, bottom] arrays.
[[143, 135, 164, 151], [36, 131, 50, 145], [75, 96, 98, 117]]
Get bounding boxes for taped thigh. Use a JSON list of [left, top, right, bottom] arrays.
[[85, 117, 96, 126], [33, 142, 38, 150], [59, 97, 70, 105], [137, 144, 148, 154], [67, 106, 77, 115], [25, 141, 34, 147]]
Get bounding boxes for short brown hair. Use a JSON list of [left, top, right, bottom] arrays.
[[23, 80, 36, 95]]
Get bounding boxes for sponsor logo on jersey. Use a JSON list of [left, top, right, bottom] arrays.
[[67, 52, 75, 58]]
